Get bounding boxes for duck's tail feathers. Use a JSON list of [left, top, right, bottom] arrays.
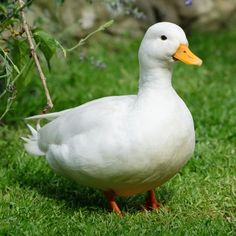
[[21, 124, 45, 156], [25, 108, 72, 121]]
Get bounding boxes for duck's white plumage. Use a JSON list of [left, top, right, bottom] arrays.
[[23, 22, 201, 197]]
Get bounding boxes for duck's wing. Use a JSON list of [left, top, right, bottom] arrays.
[[36, 95, 136, 148]]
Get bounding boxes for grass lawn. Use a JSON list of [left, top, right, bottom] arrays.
[[0, 25, 236, 235]]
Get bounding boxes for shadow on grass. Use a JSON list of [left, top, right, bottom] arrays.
[[12, 157, 174, 214]]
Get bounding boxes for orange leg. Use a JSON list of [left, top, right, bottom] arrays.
[[145, 189, 160, 210], [104, 190, 122, 216]]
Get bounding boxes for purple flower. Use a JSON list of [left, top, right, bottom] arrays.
[[185, 0, 192, 6]]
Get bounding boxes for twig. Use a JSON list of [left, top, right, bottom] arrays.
[[67, 20, 114, 52], [0, 96, 16, 120], [0, 47, 20, 74], [0, 61, 29, 100], [17, 0, 53, 113]]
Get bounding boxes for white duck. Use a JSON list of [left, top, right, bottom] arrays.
[[23, 22, 202, 215]]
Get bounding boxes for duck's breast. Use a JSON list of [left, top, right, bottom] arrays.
[[124, 91, 195, 190]]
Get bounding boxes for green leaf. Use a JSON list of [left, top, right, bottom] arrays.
[[10, 39, 28, 70], [33, 30, 58, 70], [33, 29, 66, 68], [0, 4, 7, 15], [9, 39, 34, 88], [1, 18, 20, 31]]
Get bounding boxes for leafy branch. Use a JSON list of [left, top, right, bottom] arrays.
[[0, 1, 113, 120], [17, 0, 53, 113], [67, 20, 114, 52]]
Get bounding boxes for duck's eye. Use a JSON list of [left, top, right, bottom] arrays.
[[161, 35, 167, 40]]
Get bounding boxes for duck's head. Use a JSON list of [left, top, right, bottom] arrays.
[[139, 22, 202, 69]]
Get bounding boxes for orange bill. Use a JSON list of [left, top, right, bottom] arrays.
[[173, 44, 202, 66]]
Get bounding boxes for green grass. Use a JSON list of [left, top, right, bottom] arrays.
[[1, 25, 236, 235]]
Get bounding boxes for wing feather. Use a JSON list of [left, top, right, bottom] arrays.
[[25, 108, 72, 121]]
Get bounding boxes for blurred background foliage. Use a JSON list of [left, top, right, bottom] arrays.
[[0, 0, 236, 124]]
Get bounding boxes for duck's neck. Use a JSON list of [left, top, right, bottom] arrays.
[[138, 63, 173, 97]]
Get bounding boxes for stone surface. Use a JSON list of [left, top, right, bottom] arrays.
[[136, 0, 236, 31], [26, 0, 236, 38]]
